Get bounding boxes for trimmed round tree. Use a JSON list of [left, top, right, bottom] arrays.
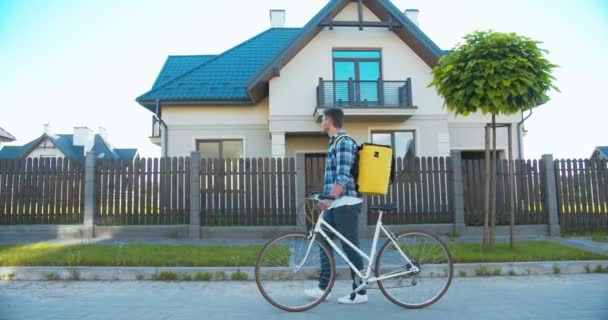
[[429, 30, 558, 247]]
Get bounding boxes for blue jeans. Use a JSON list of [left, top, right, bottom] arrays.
[[318, 203, 366, 295]]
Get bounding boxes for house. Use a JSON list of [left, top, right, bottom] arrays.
[[136, 0, 525, 162], [0, 127, 16, 147], [0, 124, 138, 159], [590, 147, 608, 160]]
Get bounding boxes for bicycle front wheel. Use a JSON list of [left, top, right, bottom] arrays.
[[375, 231, 453, 308], [255, 232, 335, 312]]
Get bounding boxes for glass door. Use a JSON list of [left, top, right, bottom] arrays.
[[333, 50, 381, 106]]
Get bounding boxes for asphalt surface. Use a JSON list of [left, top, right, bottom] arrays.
[[1, 274, 607, 320]]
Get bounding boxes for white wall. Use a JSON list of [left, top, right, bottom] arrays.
[[268, 2, 524, 158], [285, 116, 450, 157], [269, 8, 445, 119], [161, 99, 271, 157], [333, 2, 381, 22]]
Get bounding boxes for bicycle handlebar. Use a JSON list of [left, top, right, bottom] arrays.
[[308, 192, 335, 201]]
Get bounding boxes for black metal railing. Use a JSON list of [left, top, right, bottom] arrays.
[[316, 77, 413, 108], [151, 116, 161, 138]]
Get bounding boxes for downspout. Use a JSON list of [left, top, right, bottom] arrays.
[[154, 99, 168, 157], [517, 108, 533, 159]]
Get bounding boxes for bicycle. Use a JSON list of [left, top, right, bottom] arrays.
[[255, 193, 453, 312]]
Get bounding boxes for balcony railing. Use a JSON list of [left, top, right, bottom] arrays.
[[151, 116, 161, 138], [316, 77, 413, 108]]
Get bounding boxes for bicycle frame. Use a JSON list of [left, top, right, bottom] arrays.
[[296, 205, 420, 294]]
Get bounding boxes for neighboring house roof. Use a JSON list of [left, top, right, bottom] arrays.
[[136, 0, 446, 110], [0, 134, 138, 159], [0, 127, 16, 142], [591, 146, 608, 159]]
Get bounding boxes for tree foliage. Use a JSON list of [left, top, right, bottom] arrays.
[[430, 30, 558, 116]]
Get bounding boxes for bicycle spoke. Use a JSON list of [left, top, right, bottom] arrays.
[[375, 231, 453, 308], [255, 232, 335, 312]]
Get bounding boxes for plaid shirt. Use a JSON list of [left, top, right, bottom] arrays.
[[324, 130, 360, 198]]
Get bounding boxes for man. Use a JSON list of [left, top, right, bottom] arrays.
[[304, 107, 367, 304]]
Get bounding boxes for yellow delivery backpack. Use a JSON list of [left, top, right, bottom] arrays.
[[332, 135, 395, 196]]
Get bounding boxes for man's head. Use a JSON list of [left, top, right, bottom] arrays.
[[321, 107, 344, 136]]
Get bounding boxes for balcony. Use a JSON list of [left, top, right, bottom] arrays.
[[314, 78, 417, 122], [149, 115, 161, 146]]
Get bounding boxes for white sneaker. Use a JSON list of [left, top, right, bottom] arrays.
[[337, 293, 368, 304], [304, 287, 330, 300]]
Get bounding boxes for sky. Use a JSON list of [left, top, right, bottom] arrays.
[[1, 0, 607, 159]]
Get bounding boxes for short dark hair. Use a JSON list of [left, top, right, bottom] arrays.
[[323, 107, 344, 128]]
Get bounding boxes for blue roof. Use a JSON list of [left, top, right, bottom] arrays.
[[114, 148, 138, 159], [137, 28, 301, 104], [596, 147, 608, 158], [151, 55, 216, 90], [0, 134, 138, 159], [0, 146, 27, 158]]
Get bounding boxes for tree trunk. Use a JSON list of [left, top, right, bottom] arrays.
[[483, 125, 491, 247], [508, 124, 515, 248], [490, 114, 497, 246]]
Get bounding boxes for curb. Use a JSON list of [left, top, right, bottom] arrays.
[[1, 260, 607, 281]]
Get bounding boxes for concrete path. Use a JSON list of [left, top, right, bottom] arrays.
[[1, 275, 607, 320]]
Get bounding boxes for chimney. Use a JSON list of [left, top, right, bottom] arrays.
[[43, 123, 54, 137], [269, 9, 286, 28], [73, 127, 95, 154], [404, 9, 419, 27]]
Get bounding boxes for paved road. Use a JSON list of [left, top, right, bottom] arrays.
[[1, 275, 607, 320]]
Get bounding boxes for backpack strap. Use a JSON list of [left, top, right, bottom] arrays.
[[331, 134, 360, 192], [331, 134, 356, 152]]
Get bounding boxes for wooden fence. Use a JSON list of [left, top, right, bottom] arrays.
[[462, 159, 547, 226], [201, 158, 297, 226], [0, 158, 84, 224], [367, 157, 453, 225], [95, 157, 190, 225], [1, 155, 607, 232], [555, 159, 608, 232]]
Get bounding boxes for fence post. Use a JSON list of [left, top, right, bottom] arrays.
[[450, 151, 466, 234], [295, 153, 307, 231], [83, 152, 97, 238], [542, 154, 560, 236], [189, 152, 201, 239]]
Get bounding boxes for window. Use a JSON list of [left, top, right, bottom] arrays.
[[371, 131, 415, 159], [196, 139, 243, 158], [332, 50, 382, 105]]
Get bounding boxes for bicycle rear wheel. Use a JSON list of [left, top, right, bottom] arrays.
[[375, 231, 453, 308], [255, 232, 335, 312]]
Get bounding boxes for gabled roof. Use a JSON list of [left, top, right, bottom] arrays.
[[136, 0, 446, 109], [151, 55, 216, 89], [0, 134, 138, 159], [0, 127, 16, 142], [136, 28, 301, 110], [246, 0, 445, 101], [0, 137, 40, 158]]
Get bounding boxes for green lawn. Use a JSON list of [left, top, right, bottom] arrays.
[[0, 243, 261, 267], [0, 241, 606, 267], [447, 241, 608, 263]]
